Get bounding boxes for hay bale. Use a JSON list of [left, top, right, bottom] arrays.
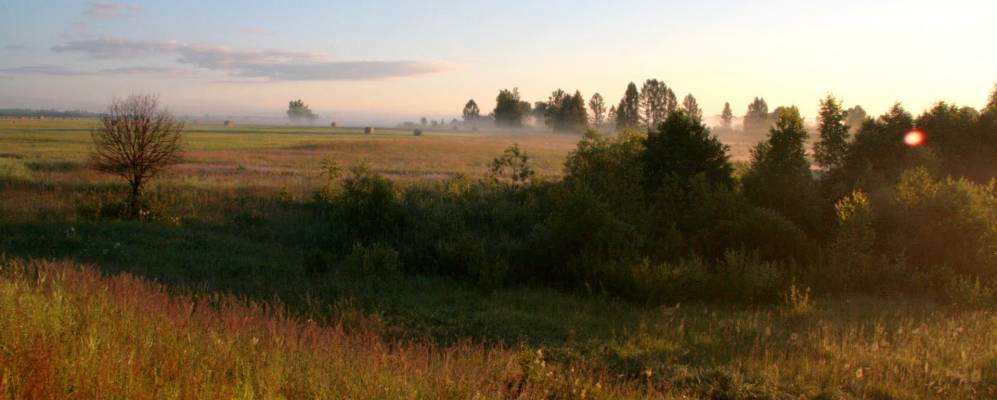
[[330, 122, 337, 128], [364, 127, 374, 134], [224, 120, 235, 127], [413, 129, 422, 136]]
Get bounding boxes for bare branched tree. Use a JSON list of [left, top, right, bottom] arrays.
[[90, 94, 184, 215]]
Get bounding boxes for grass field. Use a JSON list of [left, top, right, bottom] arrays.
[[1, 119, 994, 399]]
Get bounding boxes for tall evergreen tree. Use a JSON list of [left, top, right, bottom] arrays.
[[617, 82, 641, 129], [607, 105, 618, 128], [589, 93, 606, 127], [721, 102, 733, 128], [814, 94, 850, 171]]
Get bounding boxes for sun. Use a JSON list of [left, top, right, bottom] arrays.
[[904, 130, 925, 147]]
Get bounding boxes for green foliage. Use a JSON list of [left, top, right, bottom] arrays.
[[840, 103, 923, 186], [337, 163, 400, 243], [916, 101, 994, 182], [879, 168, 996, 279], [743, 106, 819, 233], [489, 144, 535, 186], [642, 110, 733, 195], [346, 242, 402, 285], [814, 94, 850, 171]]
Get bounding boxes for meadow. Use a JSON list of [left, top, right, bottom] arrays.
[[0, 119, 994, 399]]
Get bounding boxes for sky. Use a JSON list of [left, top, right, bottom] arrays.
[[1, 0, 995, 125]]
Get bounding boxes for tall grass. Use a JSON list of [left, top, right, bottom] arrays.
[[0, 259, 643, 399]]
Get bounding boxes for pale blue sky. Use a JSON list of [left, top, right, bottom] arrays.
[[1, 0, 995, 124]]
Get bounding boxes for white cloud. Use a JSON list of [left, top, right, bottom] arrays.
[[49, 38, 450, 81]]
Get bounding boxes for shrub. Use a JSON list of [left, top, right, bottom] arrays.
[[346, 242, 402, 285], [879, 168, 996, 279], [338, 164, 400, 243]]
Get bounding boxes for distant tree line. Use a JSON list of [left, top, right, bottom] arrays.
[[0, 108, 101, 118]]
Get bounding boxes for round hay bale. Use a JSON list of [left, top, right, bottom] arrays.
[[223, 120, 235, 127], [413, 129, 422, 136], [364, 127, 374, 134], [330, 122, 337, 128]]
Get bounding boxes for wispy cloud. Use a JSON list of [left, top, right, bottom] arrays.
[[239, 27, 275, 37], [83, 2, 141, 19], [4, 45, 28, 51], [0, 65, 189, 77], [50, 38, 450, 81]]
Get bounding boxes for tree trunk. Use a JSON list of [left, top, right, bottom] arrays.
[[129, 177, 142, 216]]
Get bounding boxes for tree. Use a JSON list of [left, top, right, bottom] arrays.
[[915, 101, 990, 181], [420, 117, 428, 126], [742, 106, 818, 231], [607, 105, 618, 128], [643, 109, 733, 195], [287, 99, 318, 124], [616, 82, 641, 129], [841, 103, 916, 185], [845, 105, 867, 133], [744, 97, 769, 132], [90, 94, 184, 215], [545, 89, 588, 132], [720, 102, 733, 128], [681, 94, 703, 122], [814, 94, 850, 171], [494, 88, 526, 128], [462, 99, 480, 123], [589, 93, 606, 127], [532, 101, 549, 123]]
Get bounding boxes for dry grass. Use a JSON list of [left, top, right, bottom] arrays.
[[0, 259, 649, 400]]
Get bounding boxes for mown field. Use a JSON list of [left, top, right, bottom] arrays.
[[0, 119, 994, 399]]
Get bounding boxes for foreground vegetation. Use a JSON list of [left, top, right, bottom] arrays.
[[1, 259, 994, 399]]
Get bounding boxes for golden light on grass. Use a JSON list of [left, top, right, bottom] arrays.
[[904, 130, 925, 147]]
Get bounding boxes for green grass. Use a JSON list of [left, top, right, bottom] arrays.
[[1, 119, 994, 398]]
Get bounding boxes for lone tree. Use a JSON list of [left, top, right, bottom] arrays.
[[462, 99, 480, 122], [90, 94, 184, 215], [287, 99, 318, 124]]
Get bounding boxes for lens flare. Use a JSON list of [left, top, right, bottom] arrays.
[[904, 130, 925, 147]]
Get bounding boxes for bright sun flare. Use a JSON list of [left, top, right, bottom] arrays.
[[904, 130, 925, 147]]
